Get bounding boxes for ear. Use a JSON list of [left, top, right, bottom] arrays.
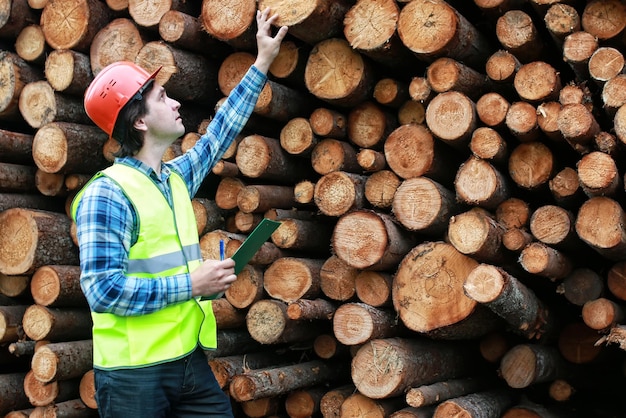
[[133, 117, 148, 133]]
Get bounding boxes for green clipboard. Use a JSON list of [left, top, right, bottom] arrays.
[[231, 218, 281, 274]]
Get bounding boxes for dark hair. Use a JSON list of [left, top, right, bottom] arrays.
[[111, 80, 155, 158]]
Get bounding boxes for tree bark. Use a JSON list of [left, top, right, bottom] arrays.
[[229, 359, 349, 402], [332, 302, 400, 345], [31, 340, 93, 383], [0, 162, 37, 193], [0, 208, 78, 275], [0, 372, 30, 415], [29, 399, 98, 418], [269, 218, 333, 254], [22, 304, 92, 342], [19, 81, 92, 128], [0, 305, 27, 343], [405, 377, 494, 408], [332, 209, 418, 271], [237, 184, 296, 213], [32, 122, 110, 174], [30, 265, 85, 308], [557, 267, 604, 306], [209, 351, 297, 389], [518, 241, 573, 280], [350, 337, 480, 399], [263, 257, 324, 303]]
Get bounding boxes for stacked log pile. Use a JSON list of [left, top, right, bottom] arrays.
[[3, 0, 626, 416]]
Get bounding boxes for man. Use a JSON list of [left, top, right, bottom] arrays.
[[71, 8, 288, 418]]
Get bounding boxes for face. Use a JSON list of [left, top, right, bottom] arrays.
[[135, 84, 185, 145]]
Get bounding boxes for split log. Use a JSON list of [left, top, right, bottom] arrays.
[[229, 359, 350, 402], [455, 156, 510, 210], [257, 0, 352, 46], [426, 57, 491, 100], [394, 241, 501, 338], [447, 208, 508, 264], [0, 192, 64, 213], [30, 265, 85, 308], [285, 386, 326, 418], [304, 37, 376, 108], [135, 41, 219, 105], [575, 196, 626, 261], [384, 123, 458, 183], [397, 0, 493, 70], [88, 18, 147, 75], [425, 91, 477, 149], [347, 101, 397, 149], [577, 151, 621, 198], [557, 267, 604, 306], [279, 117, 318, 157], [263, 257, 324, 303], [314, 171, 368, 217], [215, 177, 246, 210], [340, 393, 407, 418], [0, 305, 27, 343], [309, 107, 347, 139], [235, 134, 314, 183], [19, 80, 91, 129], [40, 0, 112, 52], [589, 46, 625, 87], [319, 255, 359, 302], [470, 127, 508, 164], [287, 299, 336, 321], [209, 350, 298, 389], [35, 170, 66, 197], [0, 272, 31, 298], [79, 369, 96, 409], [31, 340, 93, 383], [499, 344, 568, 389], [15, 24, 48, 65], [311, 138, 360, 176], [29, 399, 98, 418], [332, 209, 418, 271], [22, 305, 92, 342], [464, 263, 558, 341], [392, 177, 460, 235], [44, 49, 93, 96], [0, 51, 43, 120], [224, 265, 264, 309], [237, 184, 296, 213], [505, 101, 540, 142], [246, 299, 328, 345], [496, 10, 544, 63], [354, 271, 393, 308], [350, 337, 481, 399], [343, 0, 416, 70], [364, 170, 400, 209], [433, 389, 516, 418], [23, 370, 80, 407], [508, 141, 555, 191], [269, 40, 309, 89], [582, 297, 624, 331], [32, 122, 110, 174], [0, 208, 78, 275], [0, 162, 37, 193], [332, 302, 400, 346], [373, 78, 410, 109], [270, 218, 333, 254], [514, 61, 561, 104], [405, 377, 494, 408], [518, 242, 573, 281], [0, 372, 30, 415], [319, 384, 355, 418]]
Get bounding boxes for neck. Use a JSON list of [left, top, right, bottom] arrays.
[[134, 143, 169, 175]]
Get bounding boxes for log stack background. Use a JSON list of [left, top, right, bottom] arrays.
[[3, 0, 626, 416]]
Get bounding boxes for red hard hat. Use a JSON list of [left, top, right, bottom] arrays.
[[84, 61, 161, 136]]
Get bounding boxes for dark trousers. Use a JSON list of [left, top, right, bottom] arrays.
[[94, 347, 233, 418]]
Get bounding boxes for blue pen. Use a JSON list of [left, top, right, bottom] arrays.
[[219, 239, 225, 261]]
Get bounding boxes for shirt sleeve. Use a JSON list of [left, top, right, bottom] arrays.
[[169, 65, 267, 197], [74, 177, 193, 316]]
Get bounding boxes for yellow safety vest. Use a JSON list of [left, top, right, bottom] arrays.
[[71, 163, 217, 369]]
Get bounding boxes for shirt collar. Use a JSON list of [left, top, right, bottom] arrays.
[[114, 156, 171, 182]]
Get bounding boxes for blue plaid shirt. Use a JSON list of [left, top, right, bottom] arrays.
[[73, 66, 266, 317]]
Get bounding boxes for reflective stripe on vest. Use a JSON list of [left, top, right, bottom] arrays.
[[71, 163, 217, 369]]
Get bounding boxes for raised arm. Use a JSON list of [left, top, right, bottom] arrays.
[[253, 7, 289, 75]]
